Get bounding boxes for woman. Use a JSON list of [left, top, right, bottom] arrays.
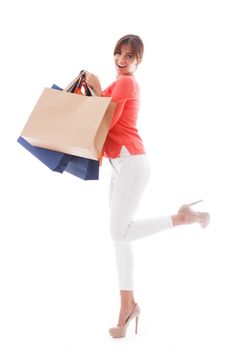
[[85, 34, 210, 338]]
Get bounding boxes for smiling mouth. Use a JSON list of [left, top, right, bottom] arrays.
[[117, 64, 127, 69]]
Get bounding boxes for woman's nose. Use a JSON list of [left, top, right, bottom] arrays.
[[117, 55, 126, 65]]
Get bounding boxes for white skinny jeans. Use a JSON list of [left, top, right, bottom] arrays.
[[109, 146, 173, 290]]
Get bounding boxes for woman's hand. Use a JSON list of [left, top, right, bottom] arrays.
[[85, 72, 102, 96]]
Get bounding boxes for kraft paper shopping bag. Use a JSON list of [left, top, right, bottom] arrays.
[[20, 79, 115, 160], [18, 80, 101, 180]]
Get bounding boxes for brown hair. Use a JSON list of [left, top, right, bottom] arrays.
[[113, 34, 144, 61]]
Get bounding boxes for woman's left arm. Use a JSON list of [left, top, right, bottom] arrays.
[[107, 77, 135, 130]]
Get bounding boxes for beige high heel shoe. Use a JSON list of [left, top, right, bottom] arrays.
[[178, 200, 210, 228], [109, 304, 140, 338]]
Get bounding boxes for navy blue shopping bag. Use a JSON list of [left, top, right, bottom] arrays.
[[17, 83, 100, 180], [17, 136, 72, 173], [65, 156, 99, 180]]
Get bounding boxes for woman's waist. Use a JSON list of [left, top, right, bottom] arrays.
[[110, 145, 148, 160]]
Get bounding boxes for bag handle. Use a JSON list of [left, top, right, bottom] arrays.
[[65, 71, 95, 96], [64, 70, 86, 92], [74, 75, 89, 95]]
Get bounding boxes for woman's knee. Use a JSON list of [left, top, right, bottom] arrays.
[[110, 219, 129, 243]]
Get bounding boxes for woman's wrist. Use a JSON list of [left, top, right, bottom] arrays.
[[85, 72, 102, 96], [94, 84, 102, 96]]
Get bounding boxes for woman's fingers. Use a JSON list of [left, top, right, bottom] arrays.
[[85, 72, 93, 86], [83, 72, 102, 96], [85, 73, 98, 88]]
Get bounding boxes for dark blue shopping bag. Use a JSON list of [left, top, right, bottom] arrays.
[[17, 136, 72, 173], [17, 83, 100, 180], [65, 156, 99, 180]]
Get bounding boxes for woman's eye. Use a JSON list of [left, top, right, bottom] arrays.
[[127, 54, 134, 59]]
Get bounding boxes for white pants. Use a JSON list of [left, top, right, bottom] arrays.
[[109, 146, 173, 290]]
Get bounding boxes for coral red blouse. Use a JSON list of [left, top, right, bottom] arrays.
[[101, 75, 146, 159]]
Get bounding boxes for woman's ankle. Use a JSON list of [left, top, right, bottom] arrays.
[[171, 213, 188, 226], [120, 290, 136, 308]]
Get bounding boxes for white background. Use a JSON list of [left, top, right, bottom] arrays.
[[0, 0, 233, 349]]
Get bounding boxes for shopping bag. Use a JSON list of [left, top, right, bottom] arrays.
[[18, 76, 101, 180], [20, 75, 115, 160], [65, 156, 99, 180], [17, 84, 72, 173], [17, 135, 72, 173]]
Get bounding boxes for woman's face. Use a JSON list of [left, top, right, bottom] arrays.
[[114, 44, 140, 77]]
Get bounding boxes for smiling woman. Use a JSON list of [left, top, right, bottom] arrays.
[[114, 47, 137, 75], [113, 34, 143, 76], [84, 34, 210, 339]]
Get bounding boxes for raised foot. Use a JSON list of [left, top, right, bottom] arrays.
[[178, 200, 210, 228]]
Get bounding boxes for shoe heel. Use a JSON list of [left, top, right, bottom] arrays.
[[135, 316, 139, 334], [189, 199, 203, 207]]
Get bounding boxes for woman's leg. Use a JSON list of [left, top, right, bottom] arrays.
[[114, 244, 136, 326], [109, 155, 173, 326], [109, 159, 136, 326], [108, 154, 206, 327], [109, 155, 172, 245], [109, 157, 135, 292]]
